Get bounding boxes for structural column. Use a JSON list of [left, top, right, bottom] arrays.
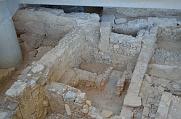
[[0, 0, 22, 68], [0, 18, 22, 68]]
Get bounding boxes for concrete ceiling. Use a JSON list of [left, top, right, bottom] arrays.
[[20, 0, 181, 9]]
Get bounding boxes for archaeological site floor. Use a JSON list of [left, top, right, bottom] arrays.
[[0, 7, 181, 119]]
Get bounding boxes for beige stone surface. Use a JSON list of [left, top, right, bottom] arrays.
[[155, 92, 172, 119], [125, 27, 157, 102], [14, 8, 75, 50], [148, 64, 181, 81], [65, 104, 71, 116], [5, 80, 27, 97], [123, 94, 142, 107], [99, 22, 112, 52], [101, 110, 113, 118], [120, 106, 133, 119], [167, 96, 181, 119], [82, 104, 89, 114], [86, 100, 92, 106]]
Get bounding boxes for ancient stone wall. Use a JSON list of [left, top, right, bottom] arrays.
[[45, 82, 93, 118], [157, 26, 181, 41], [104, 8, 181, 18], [2, 7, 181, 119], [13, 8, 75, 50], [2, 8, 100, 119]]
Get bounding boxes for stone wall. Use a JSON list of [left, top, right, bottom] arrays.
[[13, 7, 76, 50], [45, 28, 89, 82], [12, 84, 48, 119], [2, 9, 100, 119], [14, 7, 100, 51], [157, 26, 181, 41], [59, 66, 113, 88], [109, 33, 142, 56], [4, 64, 49, 119], [5, 27, 89, 118], [93, 31, 142, 71], [3, 28, 93, 118], [152, 48, 181, 65], [104, 8, 181, 18], [151, 26, 181, 65], [45, 82, 90, 118]]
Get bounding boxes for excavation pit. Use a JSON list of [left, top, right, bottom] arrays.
[[1, 7, 181, 119]]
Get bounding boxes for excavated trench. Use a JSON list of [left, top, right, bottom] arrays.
[[0, 7, 181, 119]]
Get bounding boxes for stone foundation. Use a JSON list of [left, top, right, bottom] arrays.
[[1, 7, 181, 119]]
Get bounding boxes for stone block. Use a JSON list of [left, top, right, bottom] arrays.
[[99, 22, 112, 52], [148, 64, 181, 81], [101, 110, 113, 118], [148, 17, 178, 27], [45, 82, 87, 115], [155, 92, 172, 119], [0, 111, 10, 119], [5, 80, 27, 97], [31, 64, 45, 74], [65, 104, 71, 116], [114, 18, 127, 24], [110, 33, 141, 56], [120, 106, 133, 119], [123, 93, 142, 107]]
